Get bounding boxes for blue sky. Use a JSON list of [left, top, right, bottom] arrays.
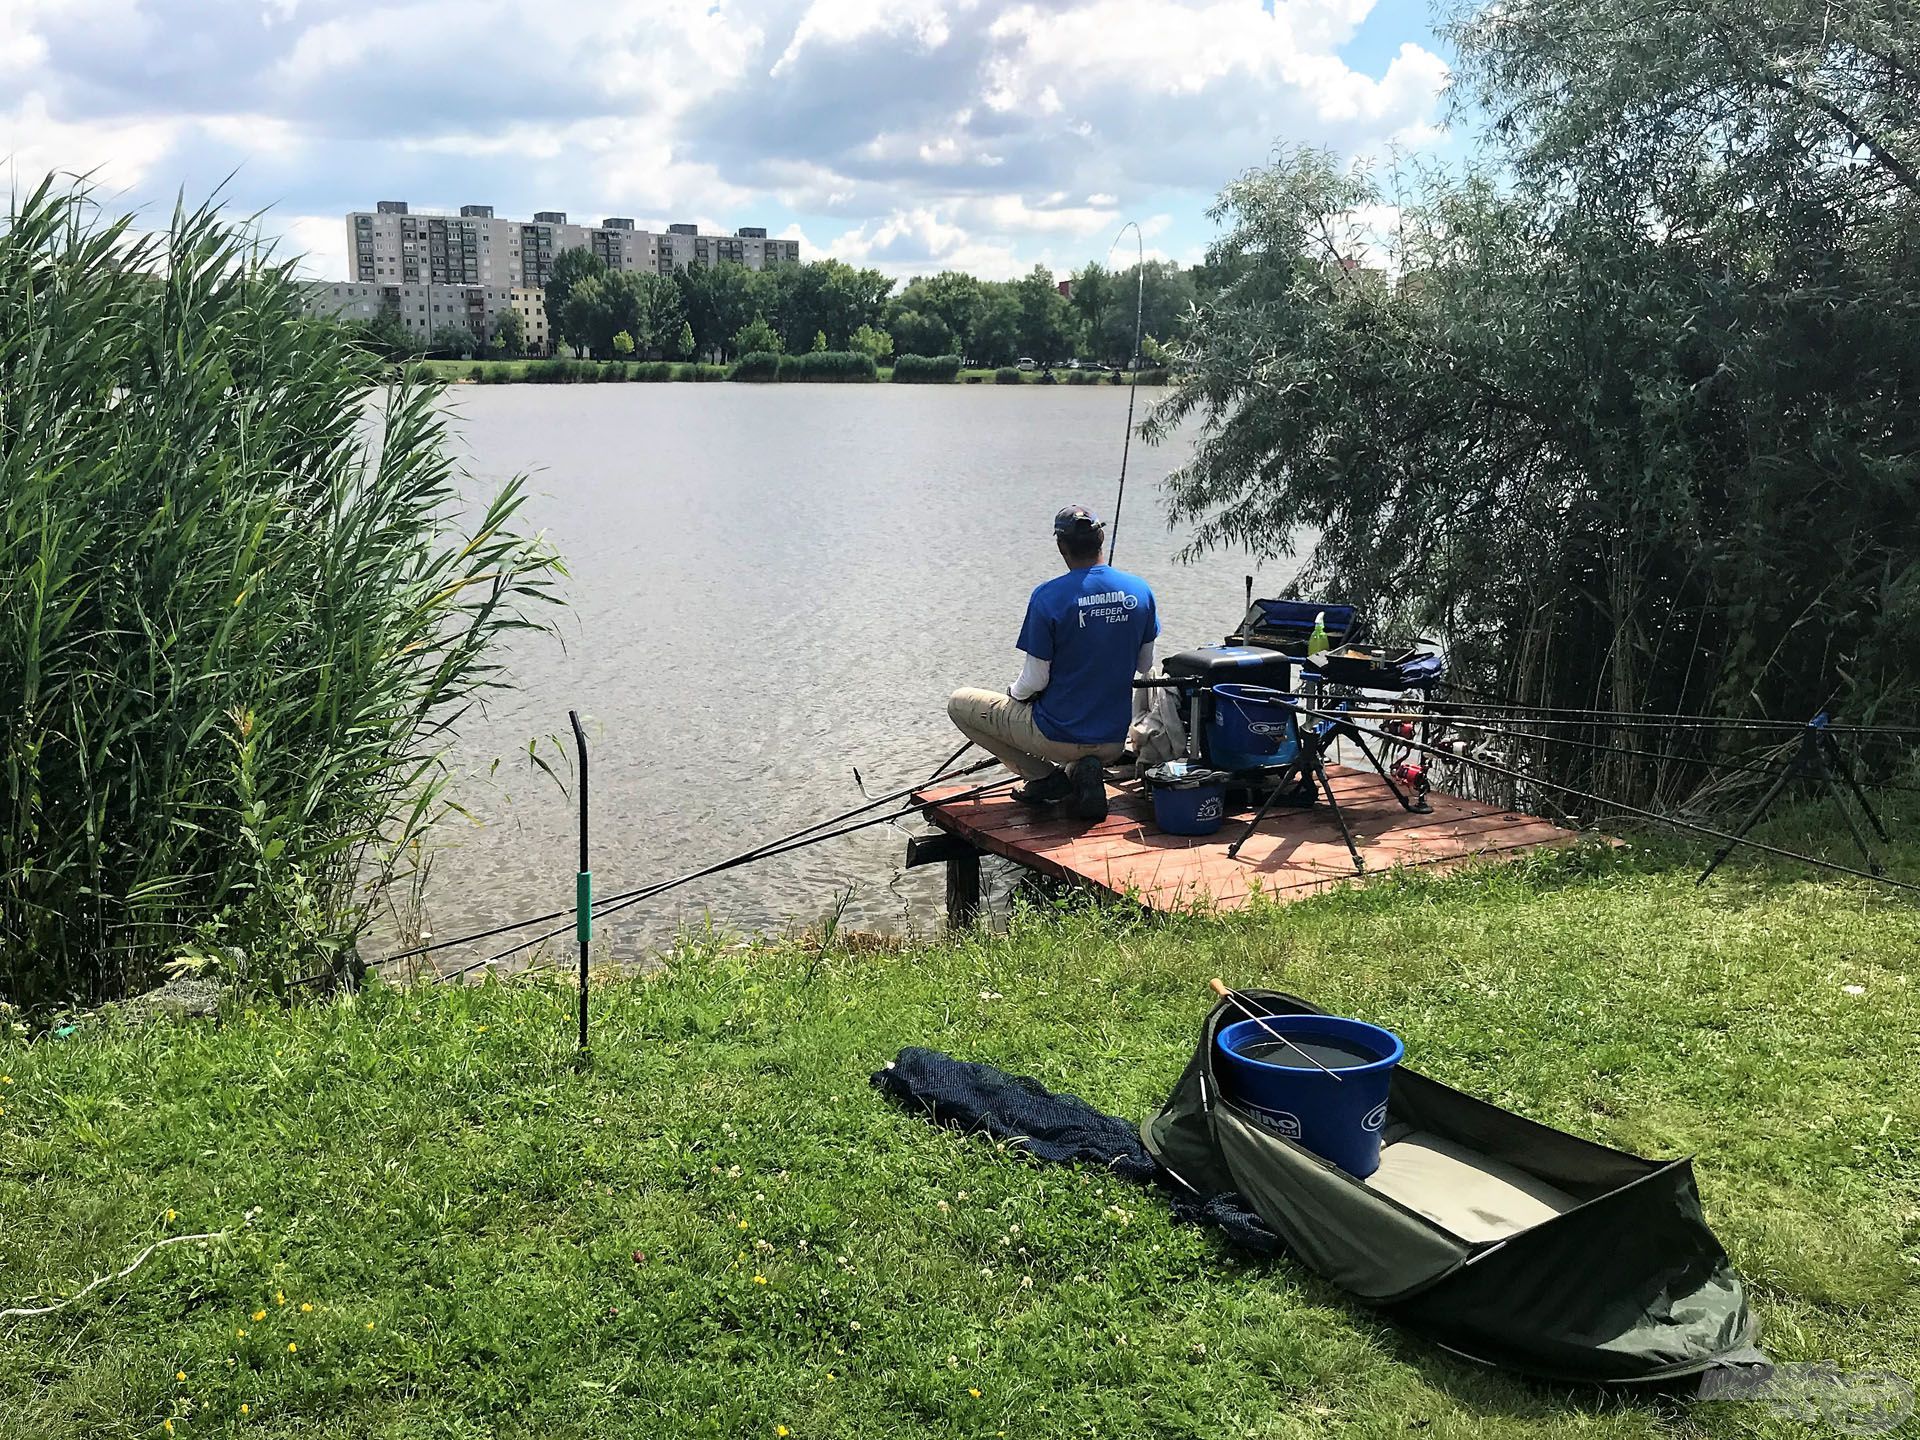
[[3, 0, 1456, 282]]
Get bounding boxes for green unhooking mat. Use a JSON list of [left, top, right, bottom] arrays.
[[1143, 990, 1763, 1385]]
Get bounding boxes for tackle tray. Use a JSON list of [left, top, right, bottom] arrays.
[[1298, 644, 1447, 692], [1227, 599, 1364, 655]]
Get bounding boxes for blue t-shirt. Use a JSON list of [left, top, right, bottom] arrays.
[[1016, 565, 1159, 745]]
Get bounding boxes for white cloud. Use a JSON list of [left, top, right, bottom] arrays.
[[773, 0, 955, 75], [281, 213, 346, 279], [1, 95, 180, 193], [5, 0, 1452, 280]]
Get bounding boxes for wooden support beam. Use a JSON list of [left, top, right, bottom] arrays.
[[904, 831, 975, 870], [945, 847, 982, 930]]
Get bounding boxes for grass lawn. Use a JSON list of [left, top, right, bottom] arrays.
[[3, 828, 1918, 1439]]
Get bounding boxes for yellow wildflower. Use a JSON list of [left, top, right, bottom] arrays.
[[275, 1291, 286, 1306], [365, 1322, 375, 1331], [175, 1370, 187, 1382], [738, 1219, 749, 1230], [775, 1429, 789, 1438], [299, 1303, 313, 1314], [236, 1329, 248, 1339], [752, 1274, 768, 1285], [241, 1404, 250, 1416], [969, 1388, 982, 1399], [1, 1075, 11, 1083], [163, 1422, 174, 1436], [164, 1209, 176, 1222], [287, 1342, 297, 1354], [251, 1310, 266, 1322]]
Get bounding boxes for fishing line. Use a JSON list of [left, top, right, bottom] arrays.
[[1103, 219, 1147, 564], [1299, 704, 1920, 896], [440, 769, 1023, 980]]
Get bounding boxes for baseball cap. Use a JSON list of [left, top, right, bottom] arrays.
[[1053, 505, 1104, 537]]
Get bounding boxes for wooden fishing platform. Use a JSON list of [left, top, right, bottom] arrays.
[[910, 765, 1585, 922]]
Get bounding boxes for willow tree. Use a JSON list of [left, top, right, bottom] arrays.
[[1, 181, 564, 1008], [1152, 0, 1920, 794]]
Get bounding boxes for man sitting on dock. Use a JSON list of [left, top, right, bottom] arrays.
[[947, 506, 1158, 823]]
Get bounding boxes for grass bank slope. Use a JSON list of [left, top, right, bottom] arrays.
[[3, 843, 1918, 1439]]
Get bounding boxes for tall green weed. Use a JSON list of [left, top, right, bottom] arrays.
[[0, 181, 564, 1008]]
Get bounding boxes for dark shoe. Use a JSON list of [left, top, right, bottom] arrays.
[[1068, 755, 1109, 821], [1012, 767, 1073, 807]]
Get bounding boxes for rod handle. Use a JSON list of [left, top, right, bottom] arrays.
[[576, 871, 593, 946], [1208, 977, 1230, 999]]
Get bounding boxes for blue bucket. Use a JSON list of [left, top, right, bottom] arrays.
[[1208, 684, 1301, 771], [1215, 1014, 1404, 1177], [1144, 761, 1229, 836]]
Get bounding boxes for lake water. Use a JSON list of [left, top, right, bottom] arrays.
[[387, 383, 1303, 973]]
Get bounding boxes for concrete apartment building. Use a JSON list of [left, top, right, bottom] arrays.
[[306, 279, 551, 353], [346, 202, 799, 287], [307, 201, 801, 354]]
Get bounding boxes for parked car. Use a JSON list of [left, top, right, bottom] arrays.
[[1016, 357, 1038, 371]]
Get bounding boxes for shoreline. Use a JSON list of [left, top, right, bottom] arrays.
[[414, 357, 1174, 387]]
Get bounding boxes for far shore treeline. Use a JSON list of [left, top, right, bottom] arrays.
[[356, 247, 1205, 370]]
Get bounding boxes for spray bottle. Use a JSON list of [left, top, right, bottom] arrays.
[[1308, 610, 1330, 658]]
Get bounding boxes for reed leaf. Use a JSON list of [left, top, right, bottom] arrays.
[[0, 180, 565, 1010]]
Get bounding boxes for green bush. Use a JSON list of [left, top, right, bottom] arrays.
[[1133, 368, 1171, 385], [994, 366, 1024, 384], [0, 181, 563, 1008], [891, 353, 962, 383], [730, 350, 781, 381], [467, 364, 485, 383], [783, 351, 878, 382]]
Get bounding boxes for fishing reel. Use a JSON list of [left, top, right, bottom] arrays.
[[1390, 759, 1430, 802], [1383, 719, 1419, 741]]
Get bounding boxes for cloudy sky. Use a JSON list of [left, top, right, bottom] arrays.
[[2, 0, 1452, 282]]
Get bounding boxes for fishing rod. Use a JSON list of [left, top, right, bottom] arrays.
[[1414, 716, 1920, 795], [1360, 709, 1885, 735], [1296, 703, 1920, 897], [1421, 695, 1920, 737], [1105, 219, 1146, 565], [443, 769, 1025, 980], [387, 748, 992, 969], [1208, 979, 1343, 1082]]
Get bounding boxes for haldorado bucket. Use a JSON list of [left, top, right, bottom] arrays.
[[1208, 684, 1301, 772], [1215, 1014, 1404, 1177], [1143, 761, 1230, 836]]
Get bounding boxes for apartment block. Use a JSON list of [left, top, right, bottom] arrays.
[[347, 202, 797, 289], [301, 280, 552, 354]]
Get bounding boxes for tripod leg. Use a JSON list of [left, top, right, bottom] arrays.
[[1227, 771, 1288, 860], [1822, 734, 1891, 843], [1349, 728, 1431, 813], [1307, 743, 1365, 875], [1813, 737, 1884, 874], [1697, 753, 1800, 886]]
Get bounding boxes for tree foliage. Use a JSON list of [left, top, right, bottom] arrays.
[[542, 247, 605, 331], [490, 306, 526, 359], [1154, 0, 1920, 797]]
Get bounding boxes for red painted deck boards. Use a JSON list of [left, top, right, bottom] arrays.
[[917, 764, 1583, 912]]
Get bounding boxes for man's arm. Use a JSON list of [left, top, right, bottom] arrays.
[[1010, 651, 1050, 701]]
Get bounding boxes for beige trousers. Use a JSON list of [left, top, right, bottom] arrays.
[[946, 687, 1126, 782]]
